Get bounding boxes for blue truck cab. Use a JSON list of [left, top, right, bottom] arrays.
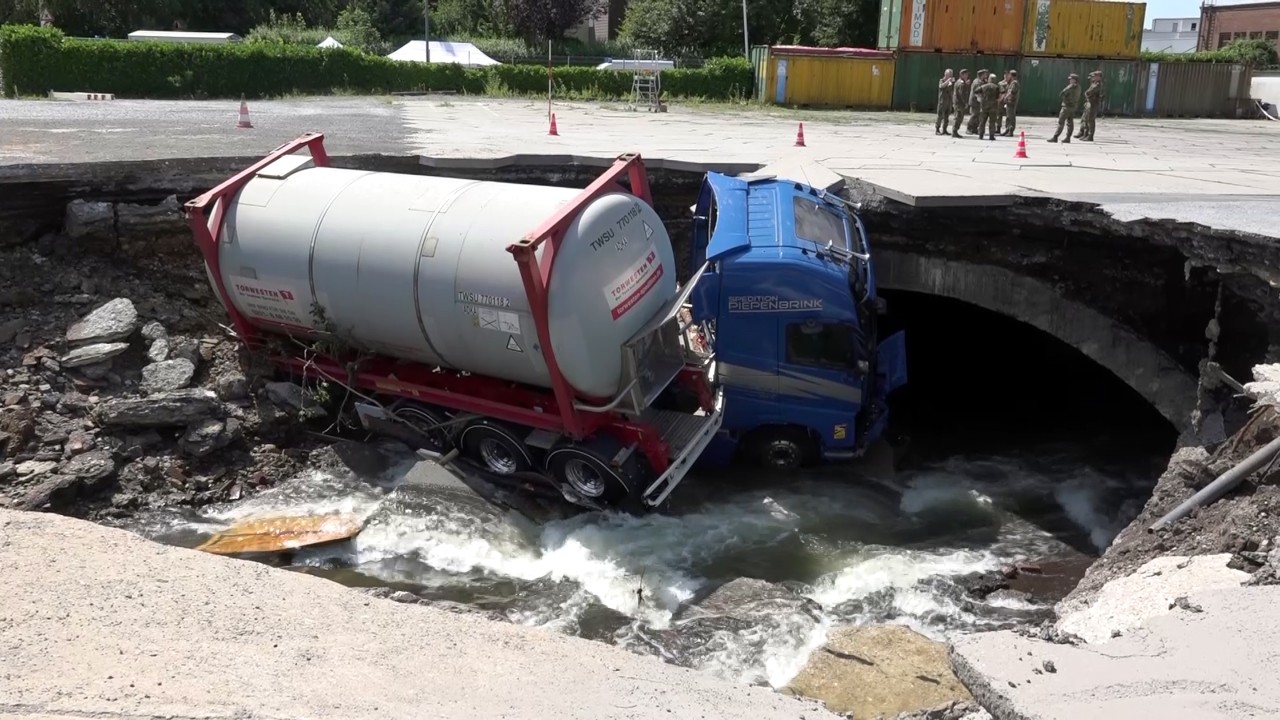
[[689, 171, 908, 470]]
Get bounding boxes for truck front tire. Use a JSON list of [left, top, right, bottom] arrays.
[[751, 428, 814, 471]]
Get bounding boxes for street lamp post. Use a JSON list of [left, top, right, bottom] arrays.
[[424, 0, 432, 63], [741, 0, 749, 57]]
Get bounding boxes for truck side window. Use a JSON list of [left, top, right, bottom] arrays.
[[786, 321, 853, 369], [793, 197, 847, 249]]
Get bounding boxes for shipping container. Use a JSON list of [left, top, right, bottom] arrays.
[[1023, 0, 1145, 59], [879, 0, 905, 49], [1016, 56, 1140, 116], [891, 50, 1019, 111], [1138, 62, 1253, 118], [897, 0, 1027, 54], [766, 47, 896, 108], [750, 45, 771, 102]]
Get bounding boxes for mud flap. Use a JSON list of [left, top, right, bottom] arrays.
[[877, 330, 908, 394]]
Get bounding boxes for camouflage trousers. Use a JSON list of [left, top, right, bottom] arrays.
[[976, 108, 999, 138], [1079, 104, 1097, 139], [1053, 107, 1074, 140], [935, 103, 953, 132], [1003, 102, 1018, 134], [951, 107, 967, 135], [966, 103, 982, 133]]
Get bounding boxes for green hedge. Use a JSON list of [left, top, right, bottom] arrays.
[[0, 25, 751, 100]]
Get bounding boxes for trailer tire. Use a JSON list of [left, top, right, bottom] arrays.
[[752, 428, 813, 471], [390, 401, 453, 451], [459, 420, 533, 476], [546, 438, 643, 513]]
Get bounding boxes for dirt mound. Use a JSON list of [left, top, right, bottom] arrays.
[[1059, 403, 1280, 615], [0, 230, 329, 519]]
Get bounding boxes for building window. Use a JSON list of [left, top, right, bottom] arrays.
[[786, 321, 854, 369], [1268, 31, 1280, 42], [1250, 31, 1264, 39], [793, 196, 848, 250], [1219, 32, 1232, 47], [1190, 22, 1197, 30]]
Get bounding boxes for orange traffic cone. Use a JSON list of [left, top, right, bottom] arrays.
[[236, 96, 253, 129], [548, 113, 559, 136], [794, 122, 806, 147], [1013, 130, 1028, 159]]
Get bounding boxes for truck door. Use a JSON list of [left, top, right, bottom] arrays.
[[777, 318, 863, 449]]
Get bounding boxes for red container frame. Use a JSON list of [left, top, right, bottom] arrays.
[[184, 132, 688, 475]]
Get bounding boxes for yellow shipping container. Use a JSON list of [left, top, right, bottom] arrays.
[[767, 50, 896, 108], [1023, 0, 1146, 58], [898, 0, 1027, 54]]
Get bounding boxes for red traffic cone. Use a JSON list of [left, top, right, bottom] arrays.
[[548, 113, 559, 136], [236, 96, 253, 129], [794, 122, 806, 147], [1013, 130, 1028, 159]]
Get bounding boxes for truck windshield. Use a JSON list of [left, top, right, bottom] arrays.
[[793, 196, 848, 250]]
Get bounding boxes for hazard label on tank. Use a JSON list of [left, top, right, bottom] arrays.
[[506, 335, 523, 353], [228, 275, 308, 328], [604, 244, 664, 321]]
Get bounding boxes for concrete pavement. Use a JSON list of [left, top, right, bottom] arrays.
[[2, 96, 1278, 236], [0, 507, 837, 720], [949, 554, 1280, 720]]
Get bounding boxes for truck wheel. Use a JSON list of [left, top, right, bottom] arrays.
[[459, 420, 533, 476], [754, 429, 812, 471], [546, 439, 643, 513], [391, 402, 452, 451]]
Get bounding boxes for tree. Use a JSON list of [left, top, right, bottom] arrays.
[[620, 0, 736, 57], [432, 0, 497, 36], [500, 0, 601, 43], [792, 0, 877, 47], [334, 4, 385, 51]]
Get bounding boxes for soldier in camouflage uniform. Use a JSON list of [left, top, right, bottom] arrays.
[[1076, 70, 1104, 141], [936, 69, 955, 135], [967, 69, 988, 134], [1048, 73, 1080, 143], [975, 73, 1001, 140], [950, 69, 971, 138], [1000, 70, 1020, 136], [995, 73, 1009, 134]]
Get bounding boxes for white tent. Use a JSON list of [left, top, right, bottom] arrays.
[[595, 59, 675, 72], [317, 35, 343, 48], [386, 40, 501, 67]]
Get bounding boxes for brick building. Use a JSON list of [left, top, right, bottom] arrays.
[[1198, 1, 1280, 50]]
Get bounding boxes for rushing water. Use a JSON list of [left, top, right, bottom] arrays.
[[127, 445, 1156, 689]]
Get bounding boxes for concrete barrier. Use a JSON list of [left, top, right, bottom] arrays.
[[49, 91, 116, 101]]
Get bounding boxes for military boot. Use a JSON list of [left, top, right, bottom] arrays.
[[1048, 135, 1058, 143]]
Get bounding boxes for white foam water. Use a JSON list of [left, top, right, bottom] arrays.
[[145, 450, 1152, 690]]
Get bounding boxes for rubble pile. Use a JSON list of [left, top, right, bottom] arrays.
[[0, 240, 329, 519]]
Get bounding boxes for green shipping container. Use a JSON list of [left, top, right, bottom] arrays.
[[878, 0, 904, 49], [891, 51, 1019, 111], [750, 45, 771, 101], [1015, 56, 1140, 117]]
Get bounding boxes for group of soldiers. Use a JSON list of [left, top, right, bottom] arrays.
[[935, 68, 1020, 140], [934, 68, 1107, 143]]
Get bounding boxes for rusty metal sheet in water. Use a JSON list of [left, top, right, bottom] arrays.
[[196, 513, 364, 555]]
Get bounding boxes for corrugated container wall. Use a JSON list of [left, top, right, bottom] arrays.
[[891, 51, 1019, 110], [768, 53, 896, 108], [879, 0, 905, 49], [1138, 62, 1253, 117], [1015, 56, 1140, 116], [750, 45, 771, 101], [1023, 0, 1145, 58], [898, 0, 1027, 54]]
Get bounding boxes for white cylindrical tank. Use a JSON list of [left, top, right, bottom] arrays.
[[214, 155, 678, 399]]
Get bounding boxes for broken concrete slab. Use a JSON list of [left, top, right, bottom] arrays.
[[751, 154, 845, 192], [950, 584, 1280, 720], [195, 512, 365, 555], [1054, 554, 1248, 644]]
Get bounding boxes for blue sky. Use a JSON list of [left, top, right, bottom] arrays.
[[1144, 0, 1258, 25]]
